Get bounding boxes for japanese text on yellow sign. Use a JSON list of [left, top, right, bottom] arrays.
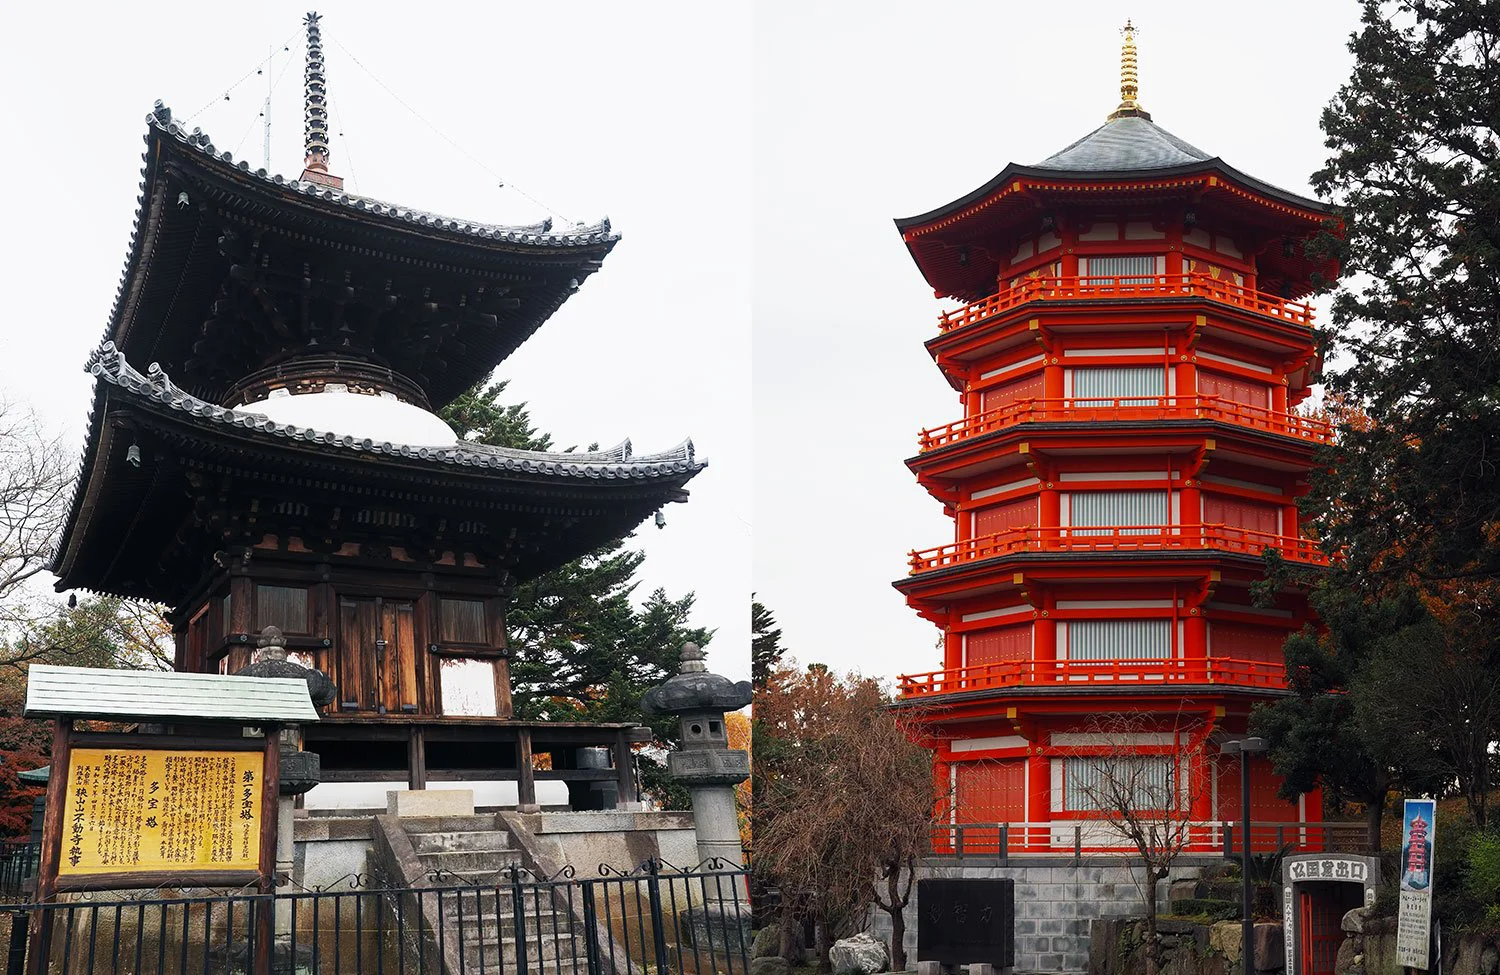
[[59, 749, 262, 876]]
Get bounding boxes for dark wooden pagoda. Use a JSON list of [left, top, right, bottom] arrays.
[[50, 15, 704, 810]]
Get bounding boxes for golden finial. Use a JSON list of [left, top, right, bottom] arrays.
[[1108, 19, 1152, 121]]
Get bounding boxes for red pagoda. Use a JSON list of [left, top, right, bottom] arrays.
[[891, 24, 1335, 853]]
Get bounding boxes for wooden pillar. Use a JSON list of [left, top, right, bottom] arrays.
[[1026, 749, 1050, 853], [493, 660, 514, 719], [26, 718, 71, 975], [255, 725, 281, 975], [1060, 227, 1079, 277], [1042, 360, 1065, 401], [517, 728, 537, 812], [1271, 376, 1289, 413], [407, 726, 427, 791], [1039, 485, 1060, 537], [613, 731, 637, 808], [1185, 611, 1209, 681], [1181, 480, 1202, 530], [1034, 605, 1057, 684]]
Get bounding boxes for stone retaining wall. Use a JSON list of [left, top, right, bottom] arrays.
[[867, 858, 1209, 974]]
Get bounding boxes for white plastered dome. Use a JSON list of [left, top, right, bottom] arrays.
[[234, 384, 459, 447]]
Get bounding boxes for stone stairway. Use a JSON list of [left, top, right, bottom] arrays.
[[383, 814, 594, 974], [402, 815, 525, 883]]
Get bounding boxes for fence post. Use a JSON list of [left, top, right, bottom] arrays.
[[511, 865, 530, 975], [954, 826, 964, 862], [581, 881, 603, 975], [646, 859, 672, 975], [1225, 824, 1234, 858], [1073, 826, 1082, 867], [5, 911, 26, 975], [998, 825, 1009, 867]]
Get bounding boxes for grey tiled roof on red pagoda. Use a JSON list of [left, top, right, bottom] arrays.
[[102, 102, 622, 409], [1031, 115, 1212, 171]]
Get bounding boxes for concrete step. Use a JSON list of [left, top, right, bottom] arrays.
[[418, 849, 524, 875], [459, 933, 587, 970], [397, 814, 500, 834], [411, 830, 514, 854], [438, 906, 572, 935]]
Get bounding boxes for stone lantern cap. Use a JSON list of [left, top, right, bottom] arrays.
[[642, 643, 752, 716], [235, 626, 337, 709]]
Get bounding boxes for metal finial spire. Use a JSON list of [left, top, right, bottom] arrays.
[[299, 12, 343, 188], [1107, 20, 1152, 122]]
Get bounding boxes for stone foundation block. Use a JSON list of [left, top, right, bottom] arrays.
[[386, 789, 475, 817]]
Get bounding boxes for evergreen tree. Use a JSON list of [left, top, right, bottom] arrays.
[[440, 380, 713, 809], [1255, 0, 1500, 834], [750, 596, 783, 688], [1309, 0, 1500, 582]]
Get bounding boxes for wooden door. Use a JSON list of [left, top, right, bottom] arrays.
[[1203, 495, 1280, 534], [973, 495, 1040, 538], [337, 597, 419, 713], [955, 761, 1026, 853], [380, 600, 418, 714], [1200, 369, 1270, 408]]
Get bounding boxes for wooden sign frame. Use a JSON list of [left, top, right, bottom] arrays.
[[28, 719, 281, 975]]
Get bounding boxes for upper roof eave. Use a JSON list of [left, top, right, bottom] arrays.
[[145, 102, 621, 250], [894, 158, 1333, 236]]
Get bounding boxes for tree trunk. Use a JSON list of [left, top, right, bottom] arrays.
[[886, 868, 909, 971], [1143, 872, 1161, 975], [1365, 798, 1384, 853]]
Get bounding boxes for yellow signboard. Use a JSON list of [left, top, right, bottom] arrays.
[[59, 748, 263, 876]]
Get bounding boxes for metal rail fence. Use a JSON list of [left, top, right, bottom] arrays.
[[0, 859, 750, 975]]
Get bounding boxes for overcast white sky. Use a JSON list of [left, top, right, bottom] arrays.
[[751, 0, 1363, 683], [0, 2, 750, 680]]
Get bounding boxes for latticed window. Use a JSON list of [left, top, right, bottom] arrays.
[[1071, 366, 1165, 407], [1064, 755, 1175, 811], [1066, 618, 1172, 661], [1083, 254, 1161, 283], [1069, 490, 1168, 536]]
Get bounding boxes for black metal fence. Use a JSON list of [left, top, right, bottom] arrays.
[[0, 860, 750, 975], [0, 844, 38, 903]]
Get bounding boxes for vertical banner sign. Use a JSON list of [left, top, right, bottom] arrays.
[[1396, 798, 1436, 970]]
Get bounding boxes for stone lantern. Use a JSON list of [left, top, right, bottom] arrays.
[[236, 624, 337, 954], [642, 642, 751, 870]]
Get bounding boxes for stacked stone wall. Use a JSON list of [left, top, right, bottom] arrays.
[[867, 858, 1210, 973]]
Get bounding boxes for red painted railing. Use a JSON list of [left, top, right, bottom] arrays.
[[926, 821, 1369, 858], [897, 655, 1288, 697], [937, 272, 1316, 332], [907, 524, 1330, 573], [918, 395, 1333, 451]]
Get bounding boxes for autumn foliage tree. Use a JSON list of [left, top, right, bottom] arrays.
[[752, 660, 934, 970], [1061, 713, 1212, 975]]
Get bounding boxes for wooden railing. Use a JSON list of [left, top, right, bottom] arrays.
[[898, 655, 1288, 697], [907, 524, 1330, 573], [937, 272, 1316, 332], [918, 395, 1333, 451], [927, 821, 1369, 859]]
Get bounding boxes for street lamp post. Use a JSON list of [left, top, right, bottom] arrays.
[[1222, 737, 1268, 975]]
